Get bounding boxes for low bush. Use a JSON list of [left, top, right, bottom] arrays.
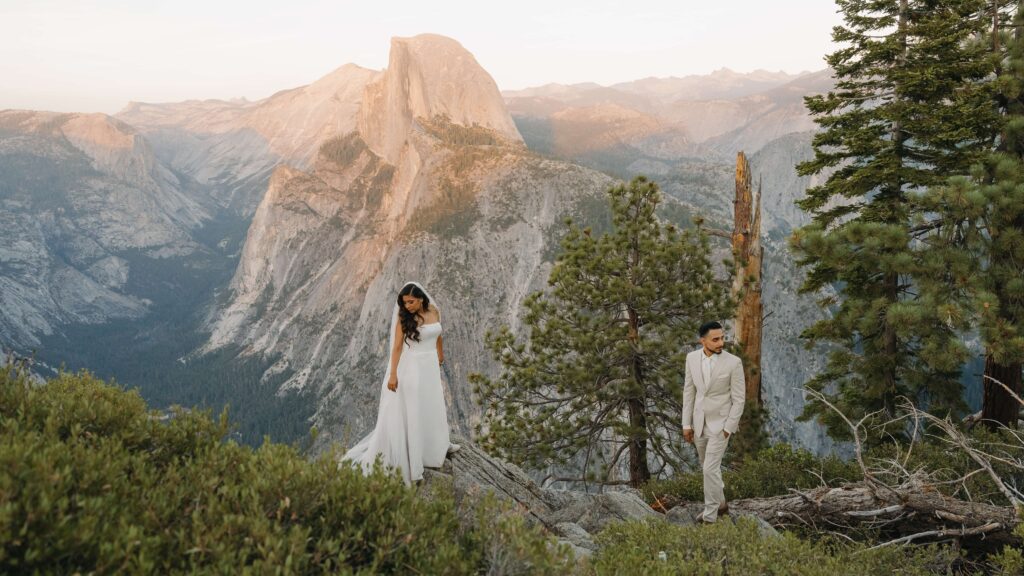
[[642, 443, 859, 504], [0, 367, 572, 574], [588, 519, 955, 575]]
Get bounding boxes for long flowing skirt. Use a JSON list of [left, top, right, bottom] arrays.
[[341, 350, 450, 485]]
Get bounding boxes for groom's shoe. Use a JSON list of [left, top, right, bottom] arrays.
[[447, 443, 462, 455], [692, 511, 715, 524]]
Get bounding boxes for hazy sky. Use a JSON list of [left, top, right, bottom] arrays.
[[1, 0, 842, 114]]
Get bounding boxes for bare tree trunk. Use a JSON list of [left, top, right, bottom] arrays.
[[626, 398, 650, 487], [982, 357, 1023, 428], [731, 152, 764, 407], [626, 301, 651, 487]]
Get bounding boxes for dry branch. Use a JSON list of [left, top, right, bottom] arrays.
[[722, 482, 1019, 545]]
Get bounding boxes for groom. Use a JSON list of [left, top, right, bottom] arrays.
[[682, 321, 745, 523]]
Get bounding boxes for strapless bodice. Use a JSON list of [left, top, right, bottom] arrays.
[[404, 322, 442, 353]]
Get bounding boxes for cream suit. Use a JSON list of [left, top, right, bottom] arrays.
[[682, 348, 745, 522]]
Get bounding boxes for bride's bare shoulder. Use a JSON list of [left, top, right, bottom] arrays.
[[427, 302, 441, 319]]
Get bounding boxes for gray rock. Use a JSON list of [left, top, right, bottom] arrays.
[[553, 522, 597, 551], [556, 540, 594, 560], [665, 503, 701, 526], [544, 490, 658, 534], [417, 437, 661, 555], [729, 512, 781, 539], [663, 503, 781, 539], [446, 436, 556, 523]]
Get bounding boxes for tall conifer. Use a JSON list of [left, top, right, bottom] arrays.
[[472, 177, 732, 487], [917, 3, 1023, 428], [793, 0, 998, 437]]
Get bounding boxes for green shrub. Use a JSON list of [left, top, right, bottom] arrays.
[[318, 132, 368, 166], [421, 114, 502, 147], [588, 519, 955, 575], [990, 523, 1024, 575], [642, 443, 859, 504], [0, 366, 571, 574]]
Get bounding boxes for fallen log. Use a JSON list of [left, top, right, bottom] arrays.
[[664, 481, 1020, 548]]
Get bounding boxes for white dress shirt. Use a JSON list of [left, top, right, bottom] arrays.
[[702, 352, 716, 386]]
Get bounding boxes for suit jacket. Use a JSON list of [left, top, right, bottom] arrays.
[[682, 348, 745, 437]]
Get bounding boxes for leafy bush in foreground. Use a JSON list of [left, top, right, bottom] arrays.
[[0, 367, 571, 574]]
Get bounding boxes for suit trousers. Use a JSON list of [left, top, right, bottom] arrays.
[[693, 424, 730, 522]]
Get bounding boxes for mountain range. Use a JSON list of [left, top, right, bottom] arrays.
[[1, 33, 847, 455]]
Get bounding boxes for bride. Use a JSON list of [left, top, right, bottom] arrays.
[[342, 282, 457, 485]]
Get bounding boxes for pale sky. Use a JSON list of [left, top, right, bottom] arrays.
[[0, 0, 842, 114]]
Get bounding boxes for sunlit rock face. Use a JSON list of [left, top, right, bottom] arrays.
[[358, 34, 522, 165], [203, 34, 613, 451]]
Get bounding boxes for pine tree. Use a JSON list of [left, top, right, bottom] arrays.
[[917, 3, 1024, 428], [471, 177, 733, 487], [792, 0, 1000, 438]]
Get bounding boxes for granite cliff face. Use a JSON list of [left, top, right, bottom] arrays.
[[203, 35, 613, 449], [359, 34, 522, 164], [0, 111, 213, 349]]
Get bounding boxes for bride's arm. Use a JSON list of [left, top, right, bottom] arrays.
[[435, 306, 444, 365], [388, 317, 403, 391]]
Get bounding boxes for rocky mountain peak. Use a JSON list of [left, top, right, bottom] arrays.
[[60, 113, 138, 149], [358, 33, 522, 163], [0, 110, 164, 187], [57, 113, 158, 183]]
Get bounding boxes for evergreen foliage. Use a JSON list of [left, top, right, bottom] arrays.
[[915, 4, 1024, 428], [0, 367, 573, 574], [472, 176, 733, 487], [420, 114, 504, 147], [319, 132, 369, 166], [792, 0, 1004, 438]]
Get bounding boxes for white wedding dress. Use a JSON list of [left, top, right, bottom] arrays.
[[342, 321, 451, 485]]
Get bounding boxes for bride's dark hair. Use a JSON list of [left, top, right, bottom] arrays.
[[397, 283, 430, 344]]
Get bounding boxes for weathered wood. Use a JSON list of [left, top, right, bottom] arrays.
[[720, 482, 1020, 544], [731, 152, 764, 406]]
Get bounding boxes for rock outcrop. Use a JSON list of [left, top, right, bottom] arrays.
[[202, 34, 617, 450], [359, 34, 522, 165], [424, 437, 659, 555]]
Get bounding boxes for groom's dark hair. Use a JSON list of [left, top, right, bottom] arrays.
[[699, 321, 723, 337]]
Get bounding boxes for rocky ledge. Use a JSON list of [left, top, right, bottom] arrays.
[[421, 436, 778, 557]]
